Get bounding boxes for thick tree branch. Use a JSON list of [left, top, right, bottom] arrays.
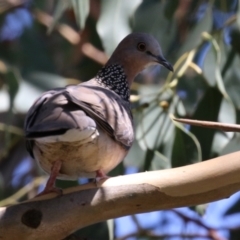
[[1, 151, 240, 240]]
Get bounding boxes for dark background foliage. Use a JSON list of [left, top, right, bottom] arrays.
[[0, 0, 240, 239]]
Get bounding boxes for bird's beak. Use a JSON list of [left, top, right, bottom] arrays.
[[156, 56, 174, 72], [146, 51, 174, 72]]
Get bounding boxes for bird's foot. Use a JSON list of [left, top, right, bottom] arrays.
[[35, 160, 63, 197], [35, 186, 63, 197], [94, 169, 110, 186]]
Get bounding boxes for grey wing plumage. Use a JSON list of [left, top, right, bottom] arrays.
[[66, 83, 134, 147], [25, 82, 134, 157], [25, 88, 96, 138]]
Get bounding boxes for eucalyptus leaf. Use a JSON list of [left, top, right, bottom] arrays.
[[142, 148, 171, 171], [202, 42, 217, 86], [151, 150, 171, 170], [177, 73, 208, 115], [133, 0, 176, 56], [0, 89, 9, 112], [4, 67, 20, 108], [191, 87, 223, 159], [218, 98, 236, 127], [136, 101, 171, 151], [124, 141, 145, 169], [14, 80, 42, 113], [107, 219, 114, 240], [221, 48, 235, 77], [71, 0, 89, 30], [135, 88, 179, 166], [178, 7, 212, 57], [237, 2, 240, 29], [48, 0, 70, 33], [164, 0, 179, 20], [97, 0, 142, 55], [221, 133, 240, 155], [224, 46, 240, 109], [143, 148, 155, 171], [229, 28, 240, 56], [209, 36, 230, 100], [25, 71, 72, 90], [173, 119, 202, 165], [211, 132, 230, 155]]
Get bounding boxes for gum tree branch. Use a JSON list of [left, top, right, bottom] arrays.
[[1, 151, 240, 240]]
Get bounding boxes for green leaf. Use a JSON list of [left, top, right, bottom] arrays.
[[221, 133, 240, 155], [218, 98, 236, 126], [237, 1, 240, 29], [136, 101, 172, 151], [171, 120, 201, 168], [124, 134, 171, 171], [211, 132, 230, 155], [135, 87, 184, 170], [109, 161, 124, 176], [221, 48, 236, 77], [151, 150, 171, 170], [230, 28, 240, 55], [191, 87, 223, 159], [20, 28, 56, 74], [224, 45, 240, 109], [56, 179, 78, 189], [178, 7, 212, 56], [48, 0, 70, 33], [206, 35, 230, 101], [25, 71, 71, 90], [164, 0, 179, 20], [124, 141, 145, 169], [4, 67, 20, 108], [107, 219, 114, 240], [202, 42, 217, 86], [14, 80, 42, 113], [133, 0, 176, 55], [143, 148, 170, 171], [97, 0, 141, 55], [143, 148, 155, 171], [210, 98, 236, 154], [177, 74, 208, 115], [71, 0, 89, 29]]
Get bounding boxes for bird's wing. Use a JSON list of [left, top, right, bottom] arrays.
[[25, 82, 134, 151], [66, 81, 134, 147]]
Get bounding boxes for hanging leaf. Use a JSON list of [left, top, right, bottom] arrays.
[[134, 0, 176, 55], [3, 67, 20, 109], [71, 0, 89, 30], [48, 0, 70, 34], [97, 0, 142, 55], [171, 119, 202, 168], [221, 133, 240, 155], [178, 7, 212, 56], [191, 87, 222, 159], [0, 61, 21, 109]]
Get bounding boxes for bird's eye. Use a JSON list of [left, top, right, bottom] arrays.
[[137, 42, 146, 52]]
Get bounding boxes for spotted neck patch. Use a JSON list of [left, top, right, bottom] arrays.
[[95, 64, 130, 101]]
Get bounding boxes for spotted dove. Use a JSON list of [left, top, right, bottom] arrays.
[[24, 32, 173, 195]]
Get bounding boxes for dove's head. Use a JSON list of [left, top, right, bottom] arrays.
[[106, 32, 173, 85]]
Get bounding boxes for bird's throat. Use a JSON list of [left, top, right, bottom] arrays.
[[95, 64, 130, 101]]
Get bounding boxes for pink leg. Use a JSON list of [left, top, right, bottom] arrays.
[[94, 169, 110, 186], [36, 160, 62, 197], [96, 169, 109, 179]]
